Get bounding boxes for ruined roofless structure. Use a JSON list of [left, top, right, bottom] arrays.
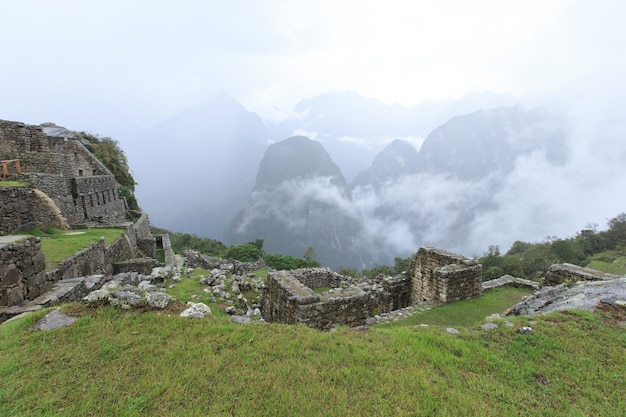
[[0, 120, 126, 232], [262, 247, 483, 330]]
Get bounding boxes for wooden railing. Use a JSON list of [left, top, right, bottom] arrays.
[[1, 159, 21, 180]]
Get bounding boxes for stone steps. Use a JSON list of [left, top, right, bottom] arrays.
[[0, 274, 109, 322]]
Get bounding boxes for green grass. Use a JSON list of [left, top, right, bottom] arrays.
[[381, 286, 533, 328], [1, 304, 625, 416], [29, 228, 126, 269], [0, 180, 29, 187], [585, 256, 626, 275]]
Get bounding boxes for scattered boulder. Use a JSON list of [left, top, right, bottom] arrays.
[[231, 315, 251, 325], [32, 310, 77, 331], [480, 322, 498, 331], [146, 292, 173, 309], [109, 290, 145, 309], [180, 302, 212, 319], [83, 288, 111, 305], [445, 327, 460, 335]]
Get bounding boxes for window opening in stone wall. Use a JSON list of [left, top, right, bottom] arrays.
[[78, 169, 83, 176]]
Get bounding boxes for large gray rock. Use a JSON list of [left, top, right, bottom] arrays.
[[146, 292, 173, 309], [83, 289, 111, 305], [32, 310, 77, 330], [507, 277, 626, 316], [231, 315, 251, 325], [180, 302, 212, 318], [109, 290, 145, 309]]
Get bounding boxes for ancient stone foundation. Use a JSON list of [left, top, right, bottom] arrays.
[[409, 247, 482, 304], [261, 268, 373, 330]]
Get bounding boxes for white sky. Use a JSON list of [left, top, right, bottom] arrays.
[[0, 0, 624, 128]]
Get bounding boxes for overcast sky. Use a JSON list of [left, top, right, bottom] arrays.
[[1, 0, 624, 131]]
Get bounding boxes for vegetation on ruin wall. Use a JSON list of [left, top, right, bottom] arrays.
[[77, 132, 139, 210], [26, 227, 126, 269], [480, 213, 626, 280], [0, 181, 29, 187], [1, 304, 625, 416], [154, 227, 321, 269]]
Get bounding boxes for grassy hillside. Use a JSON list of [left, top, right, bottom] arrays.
[[1, 302, 625, 416]]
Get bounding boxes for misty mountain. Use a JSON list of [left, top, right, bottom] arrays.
[[133, 91, 268, 239], [228, 104, 571, 269], [270, 90, 517, 180], [350, 139, 419, 189], [254, 136, 348, 191], [229, 136, 365, 269], [415, 105, 568, 180]]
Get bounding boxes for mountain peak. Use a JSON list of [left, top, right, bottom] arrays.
[[255, 136, 347, 190], [351, 139, 419, 189]]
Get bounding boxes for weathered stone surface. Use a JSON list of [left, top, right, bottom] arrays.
[[146, 292, 172, 309], [32, 310, 77, 330], [542, 263, 620, 287], [507, 276, 626, 316], [261, 268, 373, 330], [445, 327, 460, 335], [180, 302, 212, 318], [482, 275, 539, 290], [481, 322, 498, 331], [83, 288, 111, 305], [410, 247, 482, 304], [110, 290, 145, 309], [231, 315, 251, 324], [2, 264, 20, 286]]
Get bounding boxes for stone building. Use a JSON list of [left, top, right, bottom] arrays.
[[409, 247, 483, 304], [0, 120, 126, 232]]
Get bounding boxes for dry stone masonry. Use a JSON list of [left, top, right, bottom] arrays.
[[0, 119, 126, 232], [262, 248, 484, 330], [409, 247, 483, 303], [261, 268, 373, 330]]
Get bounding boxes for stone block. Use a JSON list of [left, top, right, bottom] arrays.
[[1, 264, 20, 286]]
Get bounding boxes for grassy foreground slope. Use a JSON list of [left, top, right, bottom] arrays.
[[1, 305, 625, 416]]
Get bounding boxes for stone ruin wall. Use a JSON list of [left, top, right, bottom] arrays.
[[0, 119, 125, 228], [542, 263, 621, 287], [0, 237, 47, 306], [410, 247, 482, 304], [290, 267, 344, 289], [0, 215, 159, 307], [0, 188, 66, 235], [262, 268, 373, 330], [375, 274, 412, 313], [71, 176, 126, 225]]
